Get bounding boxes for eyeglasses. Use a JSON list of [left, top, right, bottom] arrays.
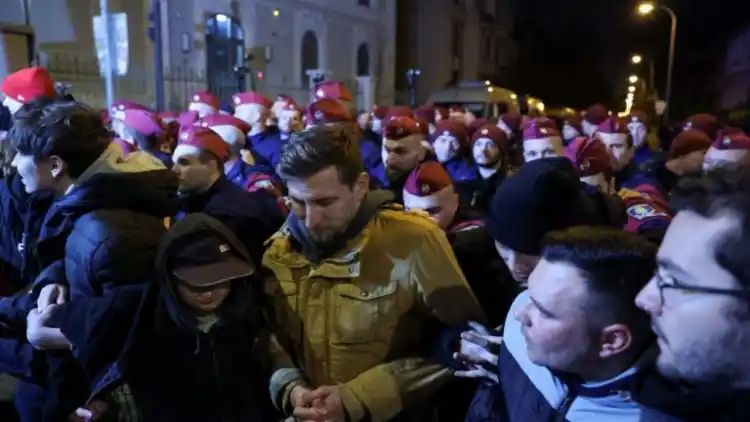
[[654, 270, 750, 306]]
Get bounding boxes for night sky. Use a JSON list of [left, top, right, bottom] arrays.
[[508, 0, 750, 118]]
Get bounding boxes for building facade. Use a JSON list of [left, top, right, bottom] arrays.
[[396, 0, 516, 105], [0, 0, 397, 112]]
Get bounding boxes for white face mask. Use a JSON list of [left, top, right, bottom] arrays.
[[433, 135, 459, 163], [562, 124, 580, 140]]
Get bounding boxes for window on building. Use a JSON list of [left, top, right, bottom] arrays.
[[358, 0, 370, 7], [357, 43, 370, 76], [301, 31, 319, 88]]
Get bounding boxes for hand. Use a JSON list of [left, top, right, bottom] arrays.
[[453, 321, 503, 381], [26, 306, 70, 350], [69, 400, 109, 421], [292, 385, 345, 422], [37, 284, 67, 310], [290, 384, 314, 409]]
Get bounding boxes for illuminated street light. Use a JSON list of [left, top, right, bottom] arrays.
[[628, 75, 639, 84], [637, 2, 655, 15], [631, 54, 643, 64], [487, 87, 494, 93], [484, 80, 491, 86], [628, 85, 636, 93], [272, 8, 280, 17], [510, 93, 517, 100], [627, 92, 635, 100]]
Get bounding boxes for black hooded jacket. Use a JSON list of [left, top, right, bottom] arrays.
[[50, 214, 275, 421]]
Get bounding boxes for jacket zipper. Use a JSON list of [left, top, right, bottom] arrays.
[[554, 390, 577, 422]]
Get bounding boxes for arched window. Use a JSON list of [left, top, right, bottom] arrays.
[[356, 43, 369, 76], [301, 31, 319, 87]]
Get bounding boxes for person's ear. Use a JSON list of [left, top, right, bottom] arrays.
[[48, 156, 67, 179], [353, 172, 370, 200], [598, 323, 633, 359]]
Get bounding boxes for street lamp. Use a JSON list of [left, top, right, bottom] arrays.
[[628, 85, 636, 93], [628, 75, 639, 84], [637, 2, 655, 15], [637, 1, 678, 122], [631, 54, 642, 64]]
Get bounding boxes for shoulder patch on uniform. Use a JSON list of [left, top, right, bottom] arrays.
[[627, 204, 667, 221]]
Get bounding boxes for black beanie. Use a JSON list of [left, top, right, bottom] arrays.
[[487, 157, 602, 255]]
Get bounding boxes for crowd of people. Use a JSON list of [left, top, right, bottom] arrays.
[[0, 66, 748, 421]]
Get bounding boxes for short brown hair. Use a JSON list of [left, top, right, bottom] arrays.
[[277, 124, 363, 186]]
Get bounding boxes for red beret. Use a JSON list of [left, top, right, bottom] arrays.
[[522, 119, 561, 142], [372, 105, 389, 119], [668, 128, 712, 159], [414, 117, 431, 137], [158, 111, 179, 122], [385, 105, 414, 120], [433, 120, 469, 148], [232, 91, 272, 108], [305, 98, 351, 125], [472, 124, 508, 150], [191, 91, 219, 109], [199, 113, 251, 134], [712, 129, 750, 151], [1, 67, 55, 103], [565, 136, 611, 177], [384, 116, 422, 140], [177, 110, 199, 127], [176, 126, 229, 162], [111, 100, 148, 119], [585, 104, 609, 125], [315, 81, 352, 101], [467, 118, 490, 138], [123, 109, 164, 136], [499, 112, 523, 132], [596, 117, 629, 135], [413, 105, 435, 124], [403, 162, 453, 203], [683, 113, 719, 139]]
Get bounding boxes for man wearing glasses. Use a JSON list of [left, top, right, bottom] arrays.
[[635, 167, 750, 420]]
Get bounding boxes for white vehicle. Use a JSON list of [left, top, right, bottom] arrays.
[[428, 81, 521, 119]]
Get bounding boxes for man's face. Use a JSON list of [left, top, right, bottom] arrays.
[[628, 122, 648, 149], [382, 137, 423, 176], [188, 102, 216, 118], [172, 148, 218, 194], [635, 210, 750, 385], [599, 134, 633, 172], [581, 120, 597, 137], [2, 96, 23, 115], [703, 147, 750, 172], [523, 138, 564, 162], [403, 189, 459, 230], [278, 110, 302, 133], [515, 259, 595, 372], [433, 134, 460, 163], [11, 153, 57, 193], [176, 281, 232, 316], [286, 166, 368, 244], [473, 138, 501, 167], [677, 149, 709, 175], [494, 241, 540, 284]]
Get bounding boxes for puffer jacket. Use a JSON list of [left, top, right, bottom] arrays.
[[263, 191, 485, 422]]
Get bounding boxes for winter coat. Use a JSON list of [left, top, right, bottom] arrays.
[[179, 177, 284, 266], [49, 214, 276, 421], [248, 128, 285, 170], [263, 191, 485, 422], [224, 157, 276, 189]]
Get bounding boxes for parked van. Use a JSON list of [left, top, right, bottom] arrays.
[[428, 81, 521, 119]]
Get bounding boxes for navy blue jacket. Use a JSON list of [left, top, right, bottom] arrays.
[[25, 169, 180, 421], [179, 177, 284, 266], [49, 214, 276, 421], [225, 158, 276, 188], [248, 128, 285, 170]]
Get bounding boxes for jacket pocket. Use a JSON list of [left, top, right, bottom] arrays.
[[330, 281, 398, 345]]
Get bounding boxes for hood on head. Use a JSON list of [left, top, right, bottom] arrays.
[[155, 213, 255, 332]]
